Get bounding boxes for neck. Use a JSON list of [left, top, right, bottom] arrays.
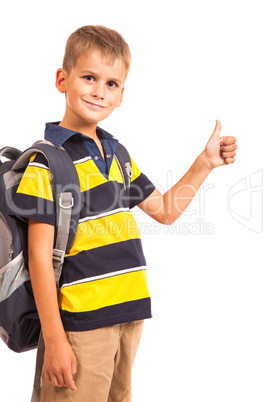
[[59, 116, 99, 140]]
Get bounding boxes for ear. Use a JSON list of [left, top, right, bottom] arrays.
[[55, 68, 67, 94], [116, 86, 125, 108]]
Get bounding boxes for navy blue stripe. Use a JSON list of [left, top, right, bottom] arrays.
[[10, 193, 55, 225], [80, 181, 129, 218], [130, 173, 155, 208], [63, 136, 90, 161], [32, 153, 49, 167], [60, 298, 152, 332], [61, 238, 147, 285]]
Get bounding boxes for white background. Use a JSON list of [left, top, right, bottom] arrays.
[[0, 1, 267, 401]]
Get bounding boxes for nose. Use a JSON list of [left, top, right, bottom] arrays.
[[91, 82, 106, 100]]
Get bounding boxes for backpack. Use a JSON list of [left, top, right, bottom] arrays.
[[0, 140, 132, 353]]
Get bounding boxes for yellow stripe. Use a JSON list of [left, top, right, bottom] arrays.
[[67, 211, 140, 257], [109, 158, 124, 184], [17, 155, 53, 201], [75, 159, 107, 192], [59, 270, 149, 312], [130, 156, 142, 182]]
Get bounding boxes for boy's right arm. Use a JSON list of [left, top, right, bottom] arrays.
[[28, 219, 77, 392]]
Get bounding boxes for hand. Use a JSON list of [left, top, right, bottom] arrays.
[[202, 120, 237, 170], [44, 336, 77, 392]]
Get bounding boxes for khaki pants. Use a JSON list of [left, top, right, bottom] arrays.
[[40, 320, 144, 402]]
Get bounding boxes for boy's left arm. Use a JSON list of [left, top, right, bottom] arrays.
[[138, 120, 237, 224]]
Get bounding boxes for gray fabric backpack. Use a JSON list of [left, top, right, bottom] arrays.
[[0, 141, 132, 353]]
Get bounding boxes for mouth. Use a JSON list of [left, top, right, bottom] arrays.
[[82, 99, 106, 110]]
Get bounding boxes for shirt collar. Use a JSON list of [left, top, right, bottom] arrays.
[[44, 122, 118, 146]]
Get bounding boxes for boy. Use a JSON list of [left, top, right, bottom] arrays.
[[14, 26, 237, 401]]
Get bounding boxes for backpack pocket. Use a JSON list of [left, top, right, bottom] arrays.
[[0, 212, 13, 268], [0, 251, 30, 302], [0, 250, 37, 352]]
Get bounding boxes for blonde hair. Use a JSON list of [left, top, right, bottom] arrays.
[[62, 25, 131, 76]]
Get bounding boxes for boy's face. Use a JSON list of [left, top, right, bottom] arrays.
[[56, 51, 126, 134]]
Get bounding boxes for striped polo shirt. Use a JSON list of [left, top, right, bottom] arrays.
[[13, 122, 155, 331]]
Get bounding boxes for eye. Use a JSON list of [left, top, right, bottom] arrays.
[[83, 75, 95, 82], [107, 81, 118, 88]]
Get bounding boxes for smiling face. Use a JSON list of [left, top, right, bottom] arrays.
[[56, 51, 126, 137]]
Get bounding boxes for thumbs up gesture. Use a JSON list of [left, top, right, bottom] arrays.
[[202, 120, 237, 169]]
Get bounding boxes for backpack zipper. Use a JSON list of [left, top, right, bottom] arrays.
[[9, 245, 13, 260]]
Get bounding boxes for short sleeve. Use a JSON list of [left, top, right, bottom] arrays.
[[11, 153, 56, 225], [129, 156, 155, 209]]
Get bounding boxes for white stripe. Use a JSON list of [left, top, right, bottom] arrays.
[[73, 156, 92, 165], [28, 162, 49, 170], [60, 266, 146, 289], [79, 207, 130, 223]]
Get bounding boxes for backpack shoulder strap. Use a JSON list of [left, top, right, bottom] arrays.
[[114, 143, 132, 198], [11, 142, 81, 281]]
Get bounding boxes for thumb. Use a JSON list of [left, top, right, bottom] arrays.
[[210, 120, 222, 139]]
